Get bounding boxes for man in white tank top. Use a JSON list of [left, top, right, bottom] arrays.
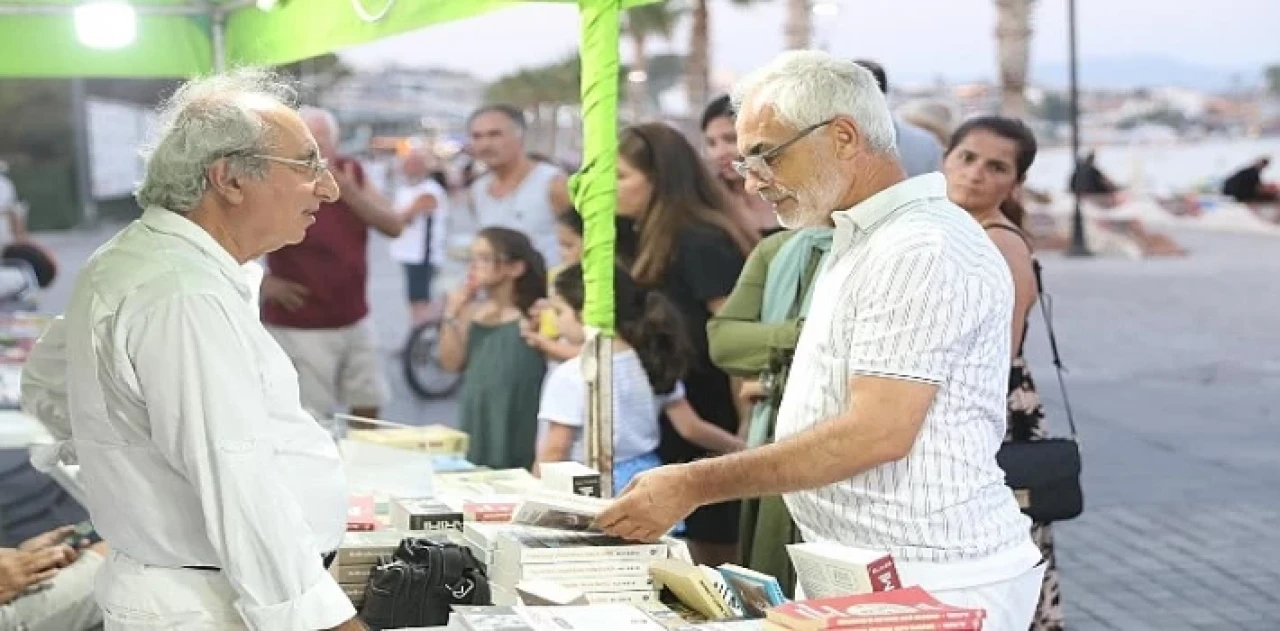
[[466, 105, 573, 268]]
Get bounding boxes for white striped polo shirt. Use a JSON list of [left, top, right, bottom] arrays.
[[775, 173, 1037, 567]]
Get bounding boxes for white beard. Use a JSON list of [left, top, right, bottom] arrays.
[[776, 162, 847, 229]]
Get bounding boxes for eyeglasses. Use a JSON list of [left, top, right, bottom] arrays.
[[251, 154, 331, 180], [731, 119, 834, 182]]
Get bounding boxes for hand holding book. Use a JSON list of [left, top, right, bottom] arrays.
[[595, 464, 700, 542]]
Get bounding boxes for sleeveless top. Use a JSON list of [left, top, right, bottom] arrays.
[[470, 161, 564, 268]]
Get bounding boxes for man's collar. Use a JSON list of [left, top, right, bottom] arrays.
[[831, 172, 948, 234], [139, 207, 257, 301]]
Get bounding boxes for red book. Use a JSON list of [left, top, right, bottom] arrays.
[[346, 494, 379, 531], [766, 586, 985, 630], [463, 499, 518, 523]]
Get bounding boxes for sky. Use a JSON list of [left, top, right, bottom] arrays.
[[338, 0, 1280, 84]]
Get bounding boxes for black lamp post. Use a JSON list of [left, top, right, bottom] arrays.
[[1065, 0, 1092, 256]]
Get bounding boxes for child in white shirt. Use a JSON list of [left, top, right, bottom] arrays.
[[535, 263, 745, 500]]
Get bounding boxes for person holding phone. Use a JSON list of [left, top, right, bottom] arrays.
[[0, 524, 107, 630]]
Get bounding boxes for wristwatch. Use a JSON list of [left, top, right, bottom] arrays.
[[759, 371, 778, 399]]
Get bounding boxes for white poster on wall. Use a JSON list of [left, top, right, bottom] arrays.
[[87, 98, 154, 200]]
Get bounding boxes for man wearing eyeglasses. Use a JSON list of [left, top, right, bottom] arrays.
[[260, 107, 407, 431], [599, 51, 1043, 630], [24, 71, 368, 630]]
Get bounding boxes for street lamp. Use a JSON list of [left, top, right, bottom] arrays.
[[1064, 0, 1092, 257], [73, 1, 138, 50]]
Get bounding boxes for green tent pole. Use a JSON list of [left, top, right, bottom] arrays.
[[575, 0, 619, 497]]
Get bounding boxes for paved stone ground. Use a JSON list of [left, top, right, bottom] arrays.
[[1020, 229, 1280, 630], [31, 222, 1280, 630]]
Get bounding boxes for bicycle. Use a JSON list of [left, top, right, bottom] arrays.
[[400, 316, 462, 400]]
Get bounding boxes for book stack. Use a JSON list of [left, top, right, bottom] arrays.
[[461, 495, 523, 523], [462, 523, 669, 607], [763, 586, 986, 630], [537, 461, 603, 498], [785, 542, 902, 598], [346, 494, 378, 532], [450, 604, 768, 630], [346, 424, 469, 454], [329, 530, 407, 609], [344, 423, 477, 473], [453, 604, 668, 630], [389, 497, 464, 532], [435, 468, 541, 498]]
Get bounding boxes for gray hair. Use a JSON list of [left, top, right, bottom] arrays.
[[135, 68, 298, 213], [730, 50, 897, 154]]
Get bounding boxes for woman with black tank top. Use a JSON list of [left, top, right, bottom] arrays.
[[615, 122, 757, 567], [943, 116, 1063, 631]]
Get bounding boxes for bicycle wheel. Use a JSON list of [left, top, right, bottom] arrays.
[[401, 319, 462, 399]]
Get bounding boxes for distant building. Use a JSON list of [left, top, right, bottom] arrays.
[[323, 66, 487, 150]]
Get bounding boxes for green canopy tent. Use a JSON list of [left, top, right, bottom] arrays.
[[0, 0, 643, 493]]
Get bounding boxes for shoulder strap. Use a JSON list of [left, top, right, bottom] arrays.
[[1031, 259, 1079, 440], [983, 221, 1076, 439], [982, 222, 1033, 249]]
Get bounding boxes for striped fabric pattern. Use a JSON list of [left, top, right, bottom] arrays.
[[775, 174, 1032, 564]]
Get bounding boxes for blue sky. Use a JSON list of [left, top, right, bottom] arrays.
[[339, 0, 1279, 82]]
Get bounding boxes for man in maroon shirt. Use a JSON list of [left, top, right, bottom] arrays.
[[261, 107, 408, 429]]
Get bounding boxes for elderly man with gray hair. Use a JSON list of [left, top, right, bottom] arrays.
[[22, 71, 366, 630], [599, 50, 1042, 629]]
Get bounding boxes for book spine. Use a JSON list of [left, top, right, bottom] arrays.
[[408, 514, 465, 531], [335, 548, 398, 566], [510, 545, 668, 564], [548, 575, 657, 592], [509, 560, 652, 579], [584, 590, 661, 605], [824, 611, 984, 629]]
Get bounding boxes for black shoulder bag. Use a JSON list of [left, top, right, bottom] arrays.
[[360, 537, 491, 630], [995, 257, 1084, 524]]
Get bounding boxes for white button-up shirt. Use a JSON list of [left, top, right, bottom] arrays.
[[30, 207, 354, 630], [776, 174, 1038, 573]]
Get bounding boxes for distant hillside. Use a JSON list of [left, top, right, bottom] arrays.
[[900, 55, 1263, 92], [1032, 55, 1259, 91]]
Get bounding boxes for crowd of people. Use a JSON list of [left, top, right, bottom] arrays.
[[10, 50, 1075, 631]]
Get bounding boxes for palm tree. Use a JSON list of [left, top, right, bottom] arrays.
[[624, 1, 682, 122], [686, 0, 780, 123], [995, 0, 1035, 117]]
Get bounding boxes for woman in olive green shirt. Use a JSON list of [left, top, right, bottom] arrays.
[[706, 227, 829, 594]]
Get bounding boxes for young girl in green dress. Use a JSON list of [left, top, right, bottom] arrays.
[[438, 227, 548, 470]]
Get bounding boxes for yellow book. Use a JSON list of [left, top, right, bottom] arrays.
[[648, 558, 735, 620]]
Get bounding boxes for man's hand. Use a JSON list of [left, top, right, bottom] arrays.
[[0, 545, 76, 605], [261, 275, 309, 311], [595, 465, 700, 543], [738, 379, 766, 403], [18, 525, 73, 552], [331, 161, 365, 202]]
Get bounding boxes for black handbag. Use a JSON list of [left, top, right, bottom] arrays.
[[360, 537, 491, 630], [996, 259, 1083, 523]]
